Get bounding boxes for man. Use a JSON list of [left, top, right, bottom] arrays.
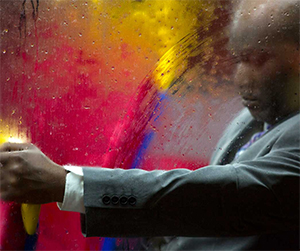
[[0, 0, 299, 250]]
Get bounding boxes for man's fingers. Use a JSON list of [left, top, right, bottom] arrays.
[[0, 151, 21, 166], [0, 142, 36, 152], [0, 142, 26, 152], [0, 151, 10, 165]]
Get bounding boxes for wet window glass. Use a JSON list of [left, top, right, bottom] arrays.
[[1, 0, 243, 249]]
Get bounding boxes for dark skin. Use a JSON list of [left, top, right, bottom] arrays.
[[0, 0, 299, 204], [0, 143, 66, 203], [231, 0, 299, 125], [233, 41, 299, 125]]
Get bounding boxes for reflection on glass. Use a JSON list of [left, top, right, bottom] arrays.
[[0, 0, 241, 250]]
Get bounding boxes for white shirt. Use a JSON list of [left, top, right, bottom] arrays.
[[57, 165, 85, 214]]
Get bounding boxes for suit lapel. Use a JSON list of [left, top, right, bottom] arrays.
[[211, 116, 263, 165]]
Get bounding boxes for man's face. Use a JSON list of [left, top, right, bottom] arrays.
[[233, 42, 297, 124], [231, 1, 299, 124]]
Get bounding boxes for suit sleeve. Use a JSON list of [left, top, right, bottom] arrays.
[[81, 118, 299, 238]]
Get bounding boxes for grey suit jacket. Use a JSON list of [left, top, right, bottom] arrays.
[[81, 109, 299, 250]]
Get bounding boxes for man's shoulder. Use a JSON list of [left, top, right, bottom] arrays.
[[269, 111, 300, 141], [279, 111, 300, 128]]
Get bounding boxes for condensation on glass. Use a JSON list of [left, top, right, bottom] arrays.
[[0, 0, 241, 250]]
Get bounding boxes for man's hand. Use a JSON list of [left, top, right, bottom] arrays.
[[0, 142, 67, 204]]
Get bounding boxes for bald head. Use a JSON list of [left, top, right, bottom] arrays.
[[231, 0, 299, 51]]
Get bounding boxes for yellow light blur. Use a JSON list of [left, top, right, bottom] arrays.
[[0, 135, 25, 145], [0, 126, 27, 145], [88, 0, 218, 57], [7, 137, 24, 143], [152, 31, 200, 90]]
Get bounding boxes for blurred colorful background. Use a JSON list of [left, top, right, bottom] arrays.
[[1, 0, 242, 250]]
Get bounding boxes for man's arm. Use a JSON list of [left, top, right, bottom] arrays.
[[81, 151, 299, 238], [0, 115, 299, 238], [81, 115, 299, 237]]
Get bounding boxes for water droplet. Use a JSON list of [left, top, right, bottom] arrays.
[[258, 40, 261, 44], [78, 33, 82, 37], [2, 49, 6, 54], [31, 44, 34, 48], [111, 66, 115, 70]]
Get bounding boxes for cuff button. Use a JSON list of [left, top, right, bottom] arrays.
[[102, 195, 111, 205], [111, 196, 119, 205], [128, 196, 137, 206], [120, 196, 128, 205]]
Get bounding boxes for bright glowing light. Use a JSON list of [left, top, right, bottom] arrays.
[[0, 134, 25, 144], [7, 137, 24, 143]]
